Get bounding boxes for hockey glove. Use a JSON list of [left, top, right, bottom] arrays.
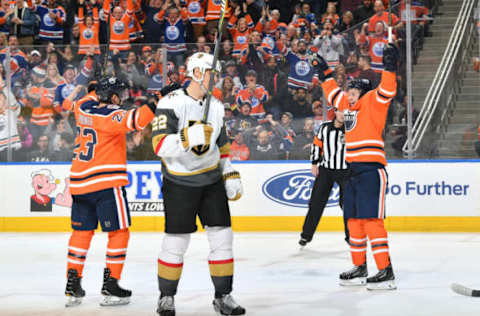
[[220, 158, 243, 201], [382, 44, 399, 72], [180, 123, 213, 151], [308, 52, 333, 82]]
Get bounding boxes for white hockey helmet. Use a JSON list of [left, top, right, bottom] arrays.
[[187, 52, 221, 83]]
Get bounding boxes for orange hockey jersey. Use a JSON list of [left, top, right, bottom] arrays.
[[78, 6, 100, 55], [206, 0, 228, 21], [65, 92, 154, 195], [359, 34, 388, 72], [321, 70, 397, 166], [227, 14, 254, 58], [104, 0, 133, 51], [185, 0, 206, 25]]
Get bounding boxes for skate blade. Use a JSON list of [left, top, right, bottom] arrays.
[[366, 280, 397, 290], [100, 296, 130, 306], [339, 277, 367, 286], [65, 296, 82, 307]]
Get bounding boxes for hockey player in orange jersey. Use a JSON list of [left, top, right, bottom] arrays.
[[311, 43, 399, 290], [63, 77, 155, 307]]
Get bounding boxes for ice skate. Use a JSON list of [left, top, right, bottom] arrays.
[[299, 237, 309, 249], [100, 268, 132, 306], [366, 264, 397, 290], [213, 294, 246, 316], [65, 269, 85, 307], [339, 263, 368, 286], [156, 295, 175, 316]]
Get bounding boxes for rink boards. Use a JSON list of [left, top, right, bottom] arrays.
[[1, 160, 479, 232]]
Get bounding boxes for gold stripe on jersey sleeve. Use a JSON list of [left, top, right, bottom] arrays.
[[219, 142, 231, 156], [180, 128, 189, 150], [152, 134, 167, 153], [161, 159, 220, 176]]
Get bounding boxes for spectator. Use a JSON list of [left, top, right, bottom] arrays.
[[232, 103, 257, 133], [321, 3, 339, 26], [44, 117, 73, 153], [227, 3, 255, 61], [103, 0, 134, 54], [142, 0, 162, 44], [0, 0, 10, 36], [235, 69, 269, 119], [25, 66, 55, 139], [28, 49, 43, 69], [356, 54, 380, 87], [358, 21, 392, 73], [28, 134, 55, 161], [78, 0, 100, 57], [280, 38, 317, 91], [259, 56, 288, 117], [145, 48, 175, 94], [53, 131, 74, 161], [140, 45, 153, 65], [245, 0, 261, 24], [217, 60, 242, 92], [44, 63, 63, 90], [27, 0, 66, 44], [0, 87, 21, 161], [121, 50, 146, 87], [353, 0, 374, 24], [289, 117, 315, 160], [16, 114, 32, 160], [185, 0, 206, 39], [312, 99, 335, 133], [8, 0, 36, 46], [284, 87, 313, 121], [219, 39, 234, 62], [367, 0, 401, 34], [244, 125, 285, 160], [0, 35, 28, 84], [220, 75, 236, 106], [280, 111, 296, 139], [230, 129, 250, 161], [154, 0, 188, 65], [314, 21, 343, 69]]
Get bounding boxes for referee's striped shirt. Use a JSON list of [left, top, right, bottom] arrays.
[[311, 120, 348, 170]]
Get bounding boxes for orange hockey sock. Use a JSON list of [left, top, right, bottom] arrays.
[[347, 219, 367, 266], [67, 230, 94, 277], [106, 228, 130, 279], [365, 218, 391, 270]]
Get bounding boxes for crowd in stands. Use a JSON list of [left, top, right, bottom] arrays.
[[0, 0, 438, 162]]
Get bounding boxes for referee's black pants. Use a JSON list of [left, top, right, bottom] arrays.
[[301, 166, 350, 242]]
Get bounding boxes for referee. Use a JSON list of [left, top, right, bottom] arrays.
[[299, 108, 350, 247]]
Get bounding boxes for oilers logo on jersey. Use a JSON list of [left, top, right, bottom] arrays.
[[43, 14, 55, 27], [188, 1, 201, 13], [113, 21, 125, 34], [83, 28, 94, 40], [373, 41, 386, 57], [166, 26, 180, 40], [343, 110, 358, 132], [295, 60, 311, 76]]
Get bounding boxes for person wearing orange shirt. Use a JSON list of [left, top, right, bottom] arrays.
[[358, 21, 392, 72], [63, 77, 155, 307], [103, 0, 134, 53], [227, 3, 254, 60], [367, 0, 401, 34], [313, 43, 399, 290], [77, 0, 100, 56], [230, 129, 250, 161]]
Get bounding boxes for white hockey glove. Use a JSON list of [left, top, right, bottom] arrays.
[[180, 123, 213, 151], [220, 158, 243, 201]]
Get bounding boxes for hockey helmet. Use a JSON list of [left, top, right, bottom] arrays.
[[346, 78, 372, 97], [187, 52, 222, 83], [96, 76, 128, 104]]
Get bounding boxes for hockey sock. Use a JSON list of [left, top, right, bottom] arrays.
[[347, 219, 367, 266], [158, 233, 190, 296], [364, 218, 391, 270], [67, 229, 94, 277], [106, 228, 130, 279], [207, 226, 234, 298]]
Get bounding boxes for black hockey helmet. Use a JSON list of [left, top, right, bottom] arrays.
[[346, 78, 372, 97], [96, 76, 128, 104]]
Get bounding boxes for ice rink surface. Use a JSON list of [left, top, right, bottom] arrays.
[[1, 232, 480, 316]]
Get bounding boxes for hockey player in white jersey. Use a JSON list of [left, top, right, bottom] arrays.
[[151, 52, 246, 316]]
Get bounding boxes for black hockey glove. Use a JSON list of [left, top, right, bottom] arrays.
[[308, 52, 333, 82], [160, 82, 182, 97], [382, 44, 399, 72]]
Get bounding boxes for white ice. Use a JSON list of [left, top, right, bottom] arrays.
[[1, 232, 480, 316]]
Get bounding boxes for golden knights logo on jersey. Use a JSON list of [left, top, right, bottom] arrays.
[[188, 120, 210, 155], [344, 110, 358, 132]]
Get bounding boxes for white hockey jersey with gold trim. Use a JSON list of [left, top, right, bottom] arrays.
[[152, 88, 230, 187]]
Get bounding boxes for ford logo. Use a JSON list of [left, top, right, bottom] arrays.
[[262, 170, 340, 208]]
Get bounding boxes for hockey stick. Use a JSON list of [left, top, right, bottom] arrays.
[[388, 0, 393, 43], [202, 0, 228, 123], [451, 283, 480, 297]]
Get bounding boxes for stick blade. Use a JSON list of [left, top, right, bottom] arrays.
[[451, 283, 480, 297]]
